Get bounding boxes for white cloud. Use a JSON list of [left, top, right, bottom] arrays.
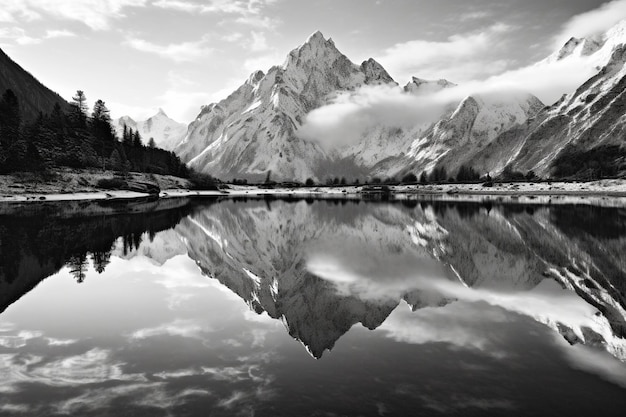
[[0, 0, 147, 30], [222, 32, 244, 42], [377, 23, 516, 84], [298, 25, 612, 149], [124, 35, 213, 62], [130, 319, 211, 340], [45, 29, 76, 38], [152, 0, 200, 13], [553, 0, 626, 47], [0, 27, 41, 45], [297, 84, 452, 149], [380, 301, 512, 356], [0, 27, 77, 46], [233, 14, 278, 29], [154, 0, 280, 28], [243, 52, 282, 72], [249, 31, 269, 51]]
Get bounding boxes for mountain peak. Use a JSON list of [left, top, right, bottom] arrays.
[[404, 76, 456, 94], [360, 58, 396, 85], [306, 30, 326, 43], [156, 108, 167, 117], [299, 30, 336, 51]]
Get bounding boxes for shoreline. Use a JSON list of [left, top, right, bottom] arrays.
[[1, 179, 626, 207]]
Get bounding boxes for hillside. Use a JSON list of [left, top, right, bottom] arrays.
[[0, 47, 70, 121]]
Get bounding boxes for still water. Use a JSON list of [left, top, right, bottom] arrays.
[[0, 197, 625, 416]]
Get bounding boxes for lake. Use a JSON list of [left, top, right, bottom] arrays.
[[1, 196, 625, 416]]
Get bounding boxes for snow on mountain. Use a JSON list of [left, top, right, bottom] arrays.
[[474, 19, 626, 177], [403, 77, 456, 95], [114, 109, 187, 150], [176, 30, 543, 182], [174, 31, 396, 182], [378, 93, 544, 178]]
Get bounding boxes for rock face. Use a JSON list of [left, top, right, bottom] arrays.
[[176, 31, 543, 182], [473, 20, 626, 178], [396, 93, 545, 178], [174, 31, 397, 182], [0, 47, 70, 121], [114, 109, 187, 150]]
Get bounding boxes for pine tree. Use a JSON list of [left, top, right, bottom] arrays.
[[124, 127, 134, 146], [67, 253, 89, 283], [133, 130, 142, 147], [91, 100, 115, 170], [71, 90, 88, 126], [110, 148, 125, 171], [91, 251, 111, 274], [0, 89, 25, 171], [148, 137, 156, 148]]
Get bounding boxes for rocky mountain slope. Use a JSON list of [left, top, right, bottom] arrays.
[[0, 47, 70, 121], [473, 20, 626, 178], [114, 109, 187, 150], [174, 31, 397, 182], [392, 93, 545, 178], [175, 32, 543, 182]]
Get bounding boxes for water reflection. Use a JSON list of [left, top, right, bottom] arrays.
[[0, 198, 626, 415]]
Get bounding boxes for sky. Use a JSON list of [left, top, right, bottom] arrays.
[[0, 0, 623, 123]]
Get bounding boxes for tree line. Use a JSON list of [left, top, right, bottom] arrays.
[[0, 88, 188, 177]]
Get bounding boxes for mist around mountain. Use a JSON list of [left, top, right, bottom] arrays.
[[166, 20, 626, 183]]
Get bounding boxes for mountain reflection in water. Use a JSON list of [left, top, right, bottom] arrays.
[[0, 198, 625, 416]]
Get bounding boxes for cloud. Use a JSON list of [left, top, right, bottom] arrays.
[[557, 337, 626, 389], [243, 52, 282, 72], [125, 35, 213, 62], [0, 27, 41, 45], [45, 29, 76, 38], [130, 319, 211, 340], [379, 301, 512, 355], [0, 27, 77, 46], [553, 0, 626, 47], [309, 244, 619, 355], [154, 0, 280, 27], [222, 32, 244, 42], [377, 23, 516, 83], [297, 29, 613, 149], [0, 0, 147, 30], [458, 11, 491, 21], [295, 84, 455, 148], [249, 31, 269, 51]]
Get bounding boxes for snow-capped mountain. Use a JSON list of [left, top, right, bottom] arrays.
[[114, 109, 187, 150], [403, 76, 456, 94], [175, 31, 396, 182], [177, 31, 542, 182], [474, 20, 626, 177], [175, 21, 626, 181], [392, 93, 544, 177]]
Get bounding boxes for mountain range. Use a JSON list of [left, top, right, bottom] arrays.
[[131, 21, 626, 182], [2, 21, 625, 181], [114, 108, 187, 150]]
